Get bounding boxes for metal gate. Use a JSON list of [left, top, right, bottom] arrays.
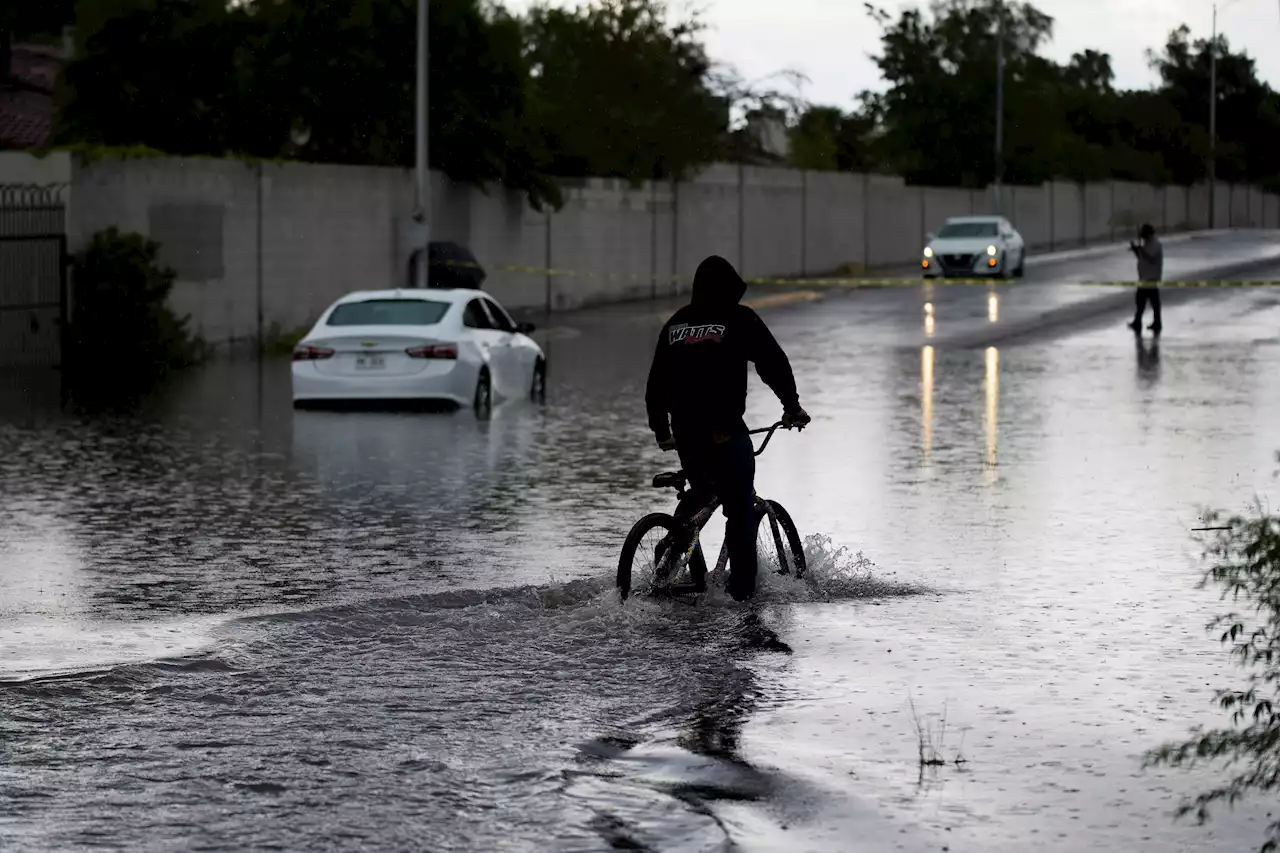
[[0, 186, 69, 368]]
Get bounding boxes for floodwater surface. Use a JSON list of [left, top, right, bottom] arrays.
[[3, 246, 1280, 852]]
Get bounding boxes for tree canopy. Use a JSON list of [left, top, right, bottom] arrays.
[[521, 0, 726, 182], [788, 0, 1280, 189], [47, 0, 1280, 203], [55, 0, 743, 207]]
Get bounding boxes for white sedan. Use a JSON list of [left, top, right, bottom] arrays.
[[921, 215, 1026, 279], [291, 288, 546, 411]]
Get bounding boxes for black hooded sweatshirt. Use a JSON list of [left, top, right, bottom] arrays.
[[645, 255, 800, 441]]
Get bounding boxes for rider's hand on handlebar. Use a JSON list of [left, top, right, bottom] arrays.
[[782, 407, 811, 430], [657, 435, 677, 452]]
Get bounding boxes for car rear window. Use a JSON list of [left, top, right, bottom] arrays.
[[326, 299, 450, 326], [938, 222, 999, 238]]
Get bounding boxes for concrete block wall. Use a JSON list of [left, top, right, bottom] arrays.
[[0, 151, 71, 185], [923, 187, 975, 238], [865, 175, 920, 269], [545, 177, 665, 310], [68, 157, 467, 344], [259, 163, 412, 332], [741, 166, 805, 282], [672, 164, 739, 287], [1187, 184, 1209, 229], [25, 152, 1277, 346], [1049, 181, 1081, 249], [1007, 185, 1047, 248], [1212, 182, 1231, 230], [801, 171, 865, 275], [70, 157, 259, 344]]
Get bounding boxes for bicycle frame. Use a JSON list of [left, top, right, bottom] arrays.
[[654, 421, 798, 591], [663, 493, 787, 586]]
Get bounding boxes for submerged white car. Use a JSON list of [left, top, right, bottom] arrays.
[[921, 215, 1026, 279], [291, 289, 545, 410]]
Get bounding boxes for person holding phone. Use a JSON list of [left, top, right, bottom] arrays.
[[1128, 223, 1163, 335]]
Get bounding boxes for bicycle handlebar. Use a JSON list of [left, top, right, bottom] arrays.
[[748, 419, 806, 456]]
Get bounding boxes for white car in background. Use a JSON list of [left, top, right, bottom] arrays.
[[922, 215, 1026, 279], [291, 289, 546, 411]]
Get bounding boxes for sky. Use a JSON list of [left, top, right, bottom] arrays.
[[504, 0, 1280, 110]]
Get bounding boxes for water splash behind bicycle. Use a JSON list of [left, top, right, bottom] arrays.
[[619, 533, 927, 610]]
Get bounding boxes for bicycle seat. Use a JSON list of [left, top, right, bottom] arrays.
[[652, 471, 687, 490]]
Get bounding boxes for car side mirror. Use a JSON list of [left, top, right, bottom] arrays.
[[516, 321, 536, 334]]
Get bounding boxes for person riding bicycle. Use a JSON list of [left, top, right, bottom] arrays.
[[644, 254, 810, 601]]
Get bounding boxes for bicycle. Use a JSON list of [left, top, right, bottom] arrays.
[[617, 421, 807, 601]]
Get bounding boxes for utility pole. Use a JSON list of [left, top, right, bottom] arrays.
[[994, 0, 1005, 214], [413, 0, 430, 287], [1207, 0, 1245, 228], [1209, 2, 1217, 228]]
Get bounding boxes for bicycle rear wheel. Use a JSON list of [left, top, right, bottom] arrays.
[[755, 500, 807, 579], [617, 513, 707, 601]]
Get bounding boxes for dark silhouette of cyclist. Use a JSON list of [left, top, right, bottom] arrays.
[[645, 255, 810, 601]]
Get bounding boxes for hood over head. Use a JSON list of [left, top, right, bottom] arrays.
[[691, 255, 747, 306], [691, 253, 747, 303]]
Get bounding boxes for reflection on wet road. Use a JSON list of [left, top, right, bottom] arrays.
[[3, 236, 1280, 851]]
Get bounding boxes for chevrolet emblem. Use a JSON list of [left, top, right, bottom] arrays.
[[361, 342, 377, 347]]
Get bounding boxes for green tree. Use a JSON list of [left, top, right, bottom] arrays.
[[67, 226, 203, 385], [1148, 25, 1280, 186], [57, 0, 560, 207], [519, 0, 726, 182], [1146, 484, 1280, 853], [858, 0, 1280, 188], [788, 105, 880, 173], [57, 0, 258, 157], [864, 0, 1064, 186]]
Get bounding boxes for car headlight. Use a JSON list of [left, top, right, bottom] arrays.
[[923, 247, 934, 258], [986, 245, 998, 256]]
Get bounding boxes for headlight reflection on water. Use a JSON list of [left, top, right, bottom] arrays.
[[985, 346, 1000, 478], [921, 345, 934, 458]]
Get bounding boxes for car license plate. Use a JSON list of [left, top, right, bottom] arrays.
[[355, 354, 386, 370]]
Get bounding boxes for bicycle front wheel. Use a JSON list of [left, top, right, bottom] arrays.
[[617, 513, 706, 601], [756, 500, 807, 579]]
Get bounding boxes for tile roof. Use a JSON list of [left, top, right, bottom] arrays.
[[0, 88, 56, 149], [0, 44, 65, 150]]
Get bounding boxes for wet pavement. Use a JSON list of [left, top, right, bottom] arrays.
[[3, 232, 1280, 851]]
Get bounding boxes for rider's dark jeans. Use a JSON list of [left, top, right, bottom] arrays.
[[674, 429, 757, 601]]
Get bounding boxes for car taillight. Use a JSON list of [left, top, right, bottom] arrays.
[[406, 344, 457, 359], [293, 345, 335, 361]]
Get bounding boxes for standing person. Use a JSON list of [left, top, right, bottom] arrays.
[[1128, 223, 1163, 335], [645, 255, 810, 602]]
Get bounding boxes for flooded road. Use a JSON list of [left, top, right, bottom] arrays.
[[3, 236, 1280, 851]]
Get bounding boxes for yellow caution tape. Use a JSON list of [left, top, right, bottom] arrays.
[[432, 259, 1280, 288]]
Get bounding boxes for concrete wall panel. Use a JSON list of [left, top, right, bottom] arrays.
[[1008, 185, 1048, 248], [31, 151, 1274, 347], [865, 175, 920, 269], [802, 171, 865, 274], [1083, 183, 1114, 243]]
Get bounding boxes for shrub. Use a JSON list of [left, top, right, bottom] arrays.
[[1145, 475, 1280, 852], [260, 319, 313, 356], [67, 227, 205, 384]]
